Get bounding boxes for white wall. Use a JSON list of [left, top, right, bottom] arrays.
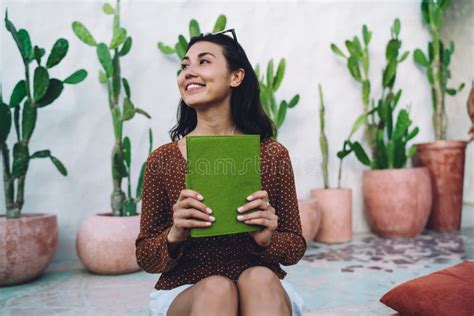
[[1, 0, 473, 261]]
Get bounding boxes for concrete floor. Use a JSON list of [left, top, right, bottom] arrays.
[[1, 228, 473, 315]]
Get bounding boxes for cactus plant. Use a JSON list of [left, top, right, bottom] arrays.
[[337, 19, 418, 170], [255, 58, 300, 139], [72, 0, 151, 216], [318, 84, 329, 189], [413, 0, 464, 140], [1, 11, 88, 219], [157, 14, 227, 76]]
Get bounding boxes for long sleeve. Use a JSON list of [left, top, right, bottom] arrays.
[[135, 150, 189, 273], [247, 145, 307, 265]]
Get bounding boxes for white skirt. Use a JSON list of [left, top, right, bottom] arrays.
[[149, 278, 305, 316]]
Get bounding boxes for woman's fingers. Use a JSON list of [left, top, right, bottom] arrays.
[[237, 198, 268, 213], [246, 190, 268, 202], [175, 218, 214, 228], [181, 197, 212, 214], [180, 208, 215, 222], [237, 210, 276, 222], [178, 189, 204, 202]]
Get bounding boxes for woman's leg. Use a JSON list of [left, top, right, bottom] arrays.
[[237, 266, 292, 316], [167, 275, 239, 316]]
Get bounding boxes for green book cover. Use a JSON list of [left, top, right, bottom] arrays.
[[185, 134, 262, 238]]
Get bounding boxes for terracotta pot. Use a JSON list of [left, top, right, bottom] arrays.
[[76, 212, 141, 274], [363, 167, 432, 238], [0, 213, 58, 286], [413, 140, 468, 231], [311, 188, 352, 243], [298, 199, 321, 243]]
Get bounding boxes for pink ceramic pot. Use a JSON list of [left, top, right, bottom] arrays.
[[0, 213, 58, 286], [298, 199, 321, 243], [76, 212, 141, 274], [413, 141, 468, 231], [363, 167, 432, 237], [311, 188, 352, 243]]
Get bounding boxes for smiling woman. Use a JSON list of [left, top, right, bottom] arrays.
[[135, 29, 307, 316]]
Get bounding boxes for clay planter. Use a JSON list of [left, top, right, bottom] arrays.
[[298, 199, 321, 243], [76, 213, 141, 274], [311, 188, 352, 243], [0, 213, 58, 286], [363, 167, 432, 238], [413, 141, 468, 231]]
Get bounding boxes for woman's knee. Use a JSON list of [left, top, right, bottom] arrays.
[[237, 266, 279, 288], [192, 275, 238, 306]]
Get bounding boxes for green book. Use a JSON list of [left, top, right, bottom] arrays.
[[185, 134, 262, 238]]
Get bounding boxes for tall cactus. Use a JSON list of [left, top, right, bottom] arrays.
[[1, 11, 87, 219], [255, 58, 300, 139], [338, 19, 418, 170], [157, 14, 227, 76], [413, 0, 464, 140], [318, 84, 329, 189], [72, 0, 151, 216]]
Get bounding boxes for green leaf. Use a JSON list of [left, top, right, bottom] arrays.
[[50, 155, 67, 176], [407, 127, 419, 141], [382, 60, 397, 87], [287, 94, 300, 108], [362, 25, 371, 46], [123, 136, 131, 167], [266, 59, 274, 89], [109, 27, 127, 49], [99, 71, 107, 84], [398, 51, 409, 63], [12, 142, 29, 178], [122, 98, 135, 121], [96, 43, 113, 76], [407, 146, 417, 158], [458, 83, 465, 92], [9, 80, 27, 108], [189, 19, 201, 37], [46, 38, 69, 68], [273, 59, 285, 91], [72, 21, 97, 46], [64, 69, 88, 84], [213, 14, 227, 32], [103, 3, 115, 15], [119, 36, 132, 56], [386, 140, 395, 168], [34, 45, 45, 65], [18, 29, 33, 61], [330, 43, 346, 58], [386, 39, 401, 61], [362, 80, 370, 105], [30, 149, 51, 158], [135, 107, 151, 119], [393, 18, 401, 37], [147, 128, 153, 154], [36, 79, 64, 107], [350, 113, 367, 136], [157, 42, 175, 55], [276, 101, 287, 128], [21, 100, 37, 140], [33, 66, 50, 101], [113, 148, 128, 178], [175, 35, 188, 59], [123, 78, 131, 98], [0, 102, 11, 143], [446, 88, 456, 96], [348, 56, 362, 82], [393, 109, 410, 140], [350, 141, 371, 166]]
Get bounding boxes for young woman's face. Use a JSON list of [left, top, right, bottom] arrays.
[[177, 41, 240, 107]]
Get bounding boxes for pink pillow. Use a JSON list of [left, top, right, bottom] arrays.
[[380, 261, 474, 316]]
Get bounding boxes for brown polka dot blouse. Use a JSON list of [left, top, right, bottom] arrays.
[[135, 136, 307, 290]]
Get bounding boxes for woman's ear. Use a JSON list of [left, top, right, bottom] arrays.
[[230, 68, 245, 87]]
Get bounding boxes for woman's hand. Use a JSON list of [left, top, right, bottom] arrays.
[[236, 190, 278, 248], [168, 189, 215, 243]]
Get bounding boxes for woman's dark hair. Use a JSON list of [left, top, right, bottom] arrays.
[[169, 33, 275, 142]]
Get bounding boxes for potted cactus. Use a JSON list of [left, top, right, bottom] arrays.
[[412, 0, 467, 231], [335, 19, 432, 238], [255, 59, 300, 139], [310, 84, 354, 244], [72, 0, 152, 274], [1, 11, 87, 286]]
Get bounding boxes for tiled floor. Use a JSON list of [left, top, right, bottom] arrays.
[[1, 227, 473, 315]]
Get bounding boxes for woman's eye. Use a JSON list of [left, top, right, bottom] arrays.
[[181, 63, 189, 70], [200, 59, 209, 64]]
